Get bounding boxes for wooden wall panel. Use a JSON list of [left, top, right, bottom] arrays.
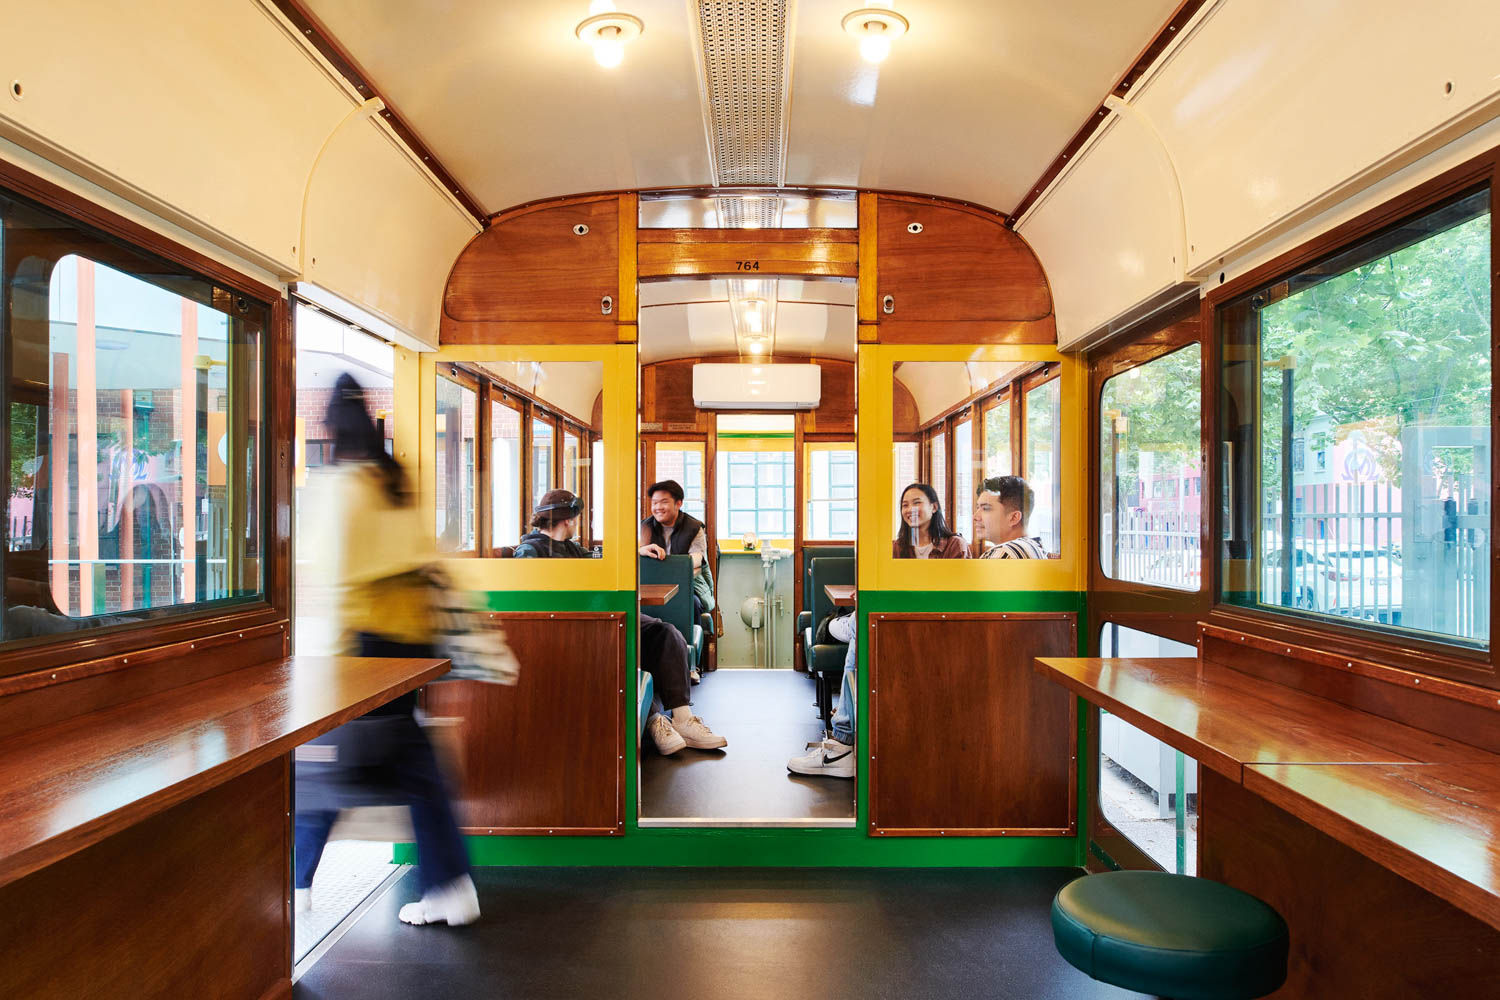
[[0, 759, 289, 1000], [869, 613, 1076, 835], [442, 196, 621, 339], [804, 359, 855, 434], [893, 380, 920, 436], [1200, 769, 1500, 999], [875, 196, 1053, 335], [424, 612, 625, 834], [640, 358, 854, 432]]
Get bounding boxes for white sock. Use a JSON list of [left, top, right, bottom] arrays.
[[295, 888, 312, 913], [670, 705, 693, 724]]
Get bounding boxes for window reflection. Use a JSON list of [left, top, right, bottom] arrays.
[[1100, 344, 1202, 590], [892, 362, 1060, 559], [1219, 188, 1491, 648], [1098, 623, 1198, 875]]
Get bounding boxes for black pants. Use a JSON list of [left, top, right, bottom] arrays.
[[640, 613, 692, 711], [294, 634, 471, 896]]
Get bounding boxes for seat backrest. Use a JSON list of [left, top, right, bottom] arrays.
[[803, 545, 854, 613], [495, 546, 516, 559], [639, 554, 695, 647], [808, 557, 856, 638]]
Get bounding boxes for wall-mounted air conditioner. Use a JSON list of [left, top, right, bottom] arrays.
[[692, 363, 821, 410]]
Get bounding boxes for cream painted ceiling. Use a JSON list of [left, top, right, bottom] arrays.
[[298, 0, 1181, 215]]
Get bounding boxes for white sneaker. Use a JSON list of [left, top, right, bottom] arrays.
[[689, 667, 701, 685], [671, 713, 727, 750], [648, 714, 687, 755], [294, 888, 312, 913], [787, 738, 855, 778], [398, 874, 480, 927]]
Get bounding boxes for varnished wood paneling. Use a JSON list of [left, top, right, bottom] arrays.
[[1035, 656, 1500, 784], [875, 196, 1052, 327], [444, 196, 620, 326], [0, 623, 286, 740], [0, 759, 289, 1000], [804, 359, 855, 433], [1200, 625, 1500, 753], [0, 655, 447, 888], [870, 613, 1076, 835], [1244, 762, 1500, 931], [892, 380, 920, 436], [640, 358, 853, 430], [424, 613, 625, 834], [1200, 768, 1500, 999], [638, 228, 858, 278]]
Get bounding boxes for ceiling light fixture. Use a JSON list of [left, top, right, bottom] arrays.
[[577, 1, 644, 69], [841, 4, 908, 64]]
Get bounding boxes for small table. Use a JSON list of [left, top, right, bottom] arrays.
[[824, 584, 856, 607], [639, 584, 678, 606]]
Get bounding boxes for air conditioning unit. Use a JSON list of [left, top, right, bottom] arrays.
[[692, 363, 821, 410]]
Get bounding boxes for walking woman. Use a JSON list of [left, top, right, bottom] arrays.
[[892, 482, 969, 558], [295, 373, 479, 927]]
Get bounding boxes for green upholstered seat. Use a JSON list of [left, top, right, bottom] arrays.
[[1051, 871, 1288, 1000]]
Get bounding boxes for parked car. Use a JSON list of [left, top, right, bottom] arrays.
[[1262, 542, 1403, 624]]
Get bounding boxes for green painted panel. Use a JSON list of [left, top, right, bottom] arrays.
[[416, 588, 1090, 868]]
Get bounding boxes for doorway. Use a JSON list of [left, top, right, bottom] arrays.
[[635, 276, 858, 826]]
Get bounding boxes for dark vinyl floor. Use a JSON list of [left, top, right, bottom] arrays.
[[294, 866, 1146, 1000], [639, 669, 856, 823]]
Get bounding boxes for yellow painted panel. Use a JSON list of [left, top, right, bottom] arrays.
[[411, 343, 638, 592], [857, 343, 1087, 593]]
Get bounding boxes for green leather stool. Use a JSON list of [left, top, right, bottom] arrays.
[[1051, 871, 1288, 1000]]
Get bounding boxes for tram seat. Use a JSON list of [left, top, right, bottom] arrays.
[[638, 555, 705, 669], [798, 546, 854, 673], [638, 670, 655, 739], [496, 546, 516, 558], [803, 557, 855, 727]]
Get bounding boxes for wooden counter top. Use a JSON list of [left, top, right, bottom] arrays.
[[639, 583, 678, 606], [1244, 762, 1500, 932], [1033, 656, 1500, 781], [0, 654, 448, 888]]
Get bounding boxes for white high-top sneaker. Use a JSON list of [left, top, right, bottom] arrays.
[[398, 874, 481, 927], [787, 738, 855, 778]]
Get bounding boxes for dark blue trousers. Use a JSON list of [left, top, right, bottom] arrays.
[[294, 635, 471, 895]]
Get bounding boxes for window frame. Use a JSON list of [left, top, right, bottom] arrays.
[[803, 439, 857, 542], [0, 159, 290, 682], [1203, 149, 1500, 688]]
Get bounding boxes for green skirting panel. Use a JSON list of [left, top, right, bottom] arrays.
[[406, 588, 1089, 868]]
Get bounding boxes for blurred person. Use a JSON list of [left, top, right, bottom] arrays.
[[973, 476, 1047, 559], [523, 490, 724, 752], [892, 483, 968, 558], [294, 373, 478, 928]]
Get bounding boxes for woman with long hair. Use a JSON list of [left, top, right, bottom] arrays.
[[892, 482, 969, 559], [295, 372, 479, 927]]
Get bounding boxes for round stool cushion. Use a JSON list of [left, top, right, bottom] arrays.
[[1051, 871, 1288, 1000]]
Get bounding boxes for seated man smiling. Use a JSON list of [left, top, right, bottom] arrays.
[[973, 475, 1048, 559]]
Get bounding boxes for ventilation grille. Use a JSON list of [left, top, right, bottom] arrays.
[[695, 0, 792, 188], [716, 195, 784, 228]]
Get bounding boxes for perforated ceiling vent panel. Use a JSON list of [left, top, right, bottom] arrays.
[[716, 195, 783, 228], [695, 1, 792, 188]]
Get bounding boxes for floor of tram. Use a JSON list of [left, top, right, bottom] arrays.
[[292, 865, 1142, 999], [638, 668, 856, 825]]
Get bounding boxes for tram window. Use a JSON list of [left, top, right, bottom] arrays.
[[651, 443, 706, 522], [435, 373, 477, 553], [952, 415, 974, 547], [1219, 188, 1491, 649], [983, 398, 1011, 477], [806, 443, 856, 540], [591, 438, 604, 537], [1024, 377, 1062, 555], [1098, 622, 1198, 875], [491, 395, 522, 550], [893, 362, 1060, 558], [1100, 344, 1202, 591], [717, 446, 794, 539], [0, 190, 267, 645], [531, 416, 554, 509]]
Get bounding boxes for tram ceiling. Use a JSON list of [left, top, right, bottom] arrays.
[[291, 0, 1183, 214]]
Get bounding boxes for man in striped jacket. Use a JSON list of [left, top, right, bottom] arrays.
[[974, 475, 1048, 559]]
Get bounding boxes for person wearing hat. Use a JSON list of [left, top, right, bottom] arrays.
[[514, 489, 591, 558], [515, 488, 726, 754]]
